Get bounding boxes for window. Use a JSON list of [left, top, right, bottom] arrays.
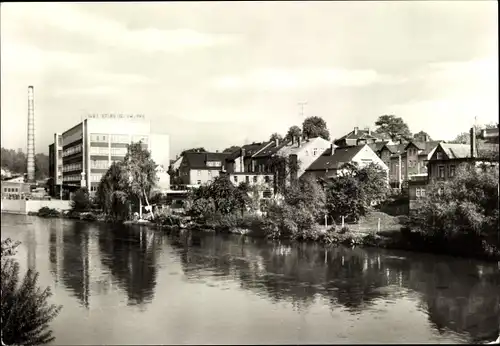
[[416, 188, 421, 198], [197, 170, 201, 176], [208, 170, 212, 177], [263, 189, 272, 198], [206, 161, 221, 167], [449, 165, 456, 178], [245, 176, 250, 183], [313, 148, 318, 156], [110, 147, 127, 156], [197, 180, 201, 185], [253, 176, 258, 183], [436, 152, 443, 160], [234, 176, 238, 183], [421, 188, 426, 198], [264, 176, 270, 183], [438, 165, 445, 178]]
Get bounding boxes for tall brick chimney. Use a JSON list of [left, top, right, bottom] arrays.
[[470, 127, 476, 158], [354, 127, 359, 135]]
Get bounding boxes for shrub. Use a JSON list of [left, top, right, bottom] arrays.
[[37, 207, 61, 218], [1, 238, 62, 345], [80, 212, 97, 221], [70, 187, 91, 212]]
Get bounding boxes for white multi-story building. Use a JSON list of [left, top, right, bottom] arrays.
[[49, 114, 170, 195]]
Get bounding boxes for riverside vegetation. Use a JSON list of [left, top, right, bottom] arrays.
[[33, 139, 499, 261], [1, 238, 62, 345]]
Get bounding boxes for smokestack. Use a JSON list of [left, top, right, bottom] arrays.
[[330, 143, 335, 155], [27, 86, 35, 183], [470, 127, 476, 158], [354, 127, 359, 135]]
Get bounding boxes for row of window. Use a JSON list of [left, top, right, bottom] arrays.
[[91, 160, 109, 169], [63, 163, 82, 172], [90, 134, 149, 144], [63, 144, 82, 157], [3, 187, 20, 193], [63, 175, 81, 182], [206, 161, 221, 167], [90, 174, 103, 182], [90, 146, 110, 155], [437, 165, 456, 178], [233, 175, 272, 183]]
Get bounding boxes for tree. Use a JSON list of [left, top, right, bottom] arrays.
[[269, 133, 283, 142], [1, 238, 62, 345], [223, 145, 240, 153], [122, 142, 158, 218], [180, 147, 206, 156], [413, 130, 432, 141], [409, 165, 499, 252], [325, 162, 389, 222], [71, 187, 91, 212], [302, 116, 330, 140], [285, 125, 302, 141], [35, 153, 49, 179], [96, 162, 129, 221], [374, 115, 412, 141], [326, 175, 365, 223]]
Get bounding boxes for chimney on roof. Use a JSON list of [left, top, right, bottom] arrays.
[[297, 136, 301, 147], [291, 136, 295, 146], [216, 150, 219, 153], [330, 143, 335, 156], [470, 127, 476, 158], [365, 127, 370, 135], [354, 127, 359, 135], [275, 138, 279, 147]]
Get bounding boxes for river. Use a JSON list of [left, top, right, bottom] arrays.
[[1, 214, 499, 344]]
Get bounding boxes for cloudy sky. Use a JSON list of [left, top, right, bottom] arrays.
[[1, 1, 498, 156]]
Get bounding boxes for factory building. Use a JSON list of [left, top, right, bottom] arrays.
[[48, 114, 170, 197]]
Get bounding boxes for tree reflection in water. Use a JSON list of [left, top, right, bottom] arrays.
[[97, 224, 161, 306], [168, 231, 500, 343], [48, 221, 161, 308]]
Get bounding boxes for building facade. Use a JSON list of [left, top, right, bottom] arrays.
[[179, 152, 228, 187], [305, 144, 389, 180], [49, 115, 170, 196]]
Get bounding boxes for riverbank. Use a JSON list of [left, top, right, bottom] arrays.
[[27, 207, 500, 262]]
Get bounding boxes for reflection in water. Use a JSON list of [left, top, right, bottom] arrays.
[[97, 224, 161, 306], [169, 232, 500, 342], [48, 221, 161, 308], [8, 215, 499, 344]]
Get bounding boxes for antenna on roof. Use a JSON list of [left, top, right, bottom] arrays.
[[298, 101, 308, 119]]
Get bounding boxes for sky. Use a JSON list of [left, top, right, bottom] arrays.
[[1, 1, 498, 157]]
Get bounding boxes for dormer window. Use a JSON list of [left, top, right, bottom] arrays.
[[436, 152, 443, 160]]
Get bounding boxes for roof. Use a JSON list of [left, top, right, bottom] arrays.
[[384, 143, 408, 155], [439, 143, 474, 159], [335, 128, 384, 142], [182, 152, 229, 169], [367, 141, 390, 153], [306, 145, 365, 171], [253, 140, 291, 158], [225, 141, 272, 161], [406, 140, 442, 155]]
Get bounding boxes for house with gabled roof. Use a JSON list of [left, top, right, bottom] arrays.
[[304, 144, 388, 180], [179, 152, 229, 187], [334, 127, 386, 148], [251, 136, 332, 186]]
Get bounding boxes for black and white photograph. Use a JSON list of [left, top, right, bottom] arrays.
[[1, 1, 499, 345]]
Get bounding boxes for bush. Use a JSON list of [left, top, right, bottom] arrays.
[[37, 207, 61, 218], [70, 187, 91, 212], [1, 238, 62, 345]]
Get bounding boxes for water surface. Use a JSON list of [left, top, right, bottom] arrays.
[[1, 214, 499, 344]]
